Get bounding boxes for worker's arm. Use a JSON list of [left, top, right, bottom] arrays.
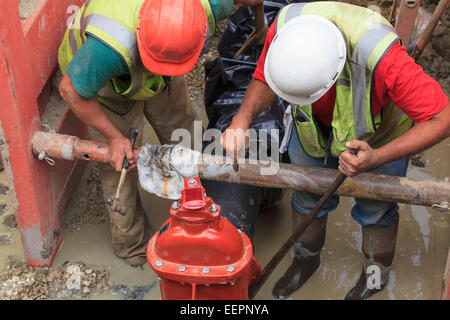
[[221, 20, 276, 156], [58, 36, 136, 171], [220, 79, 277, 156], [340, 43, 449, 177], [59, 74, 134, 172], [339, 102, 450, 176]]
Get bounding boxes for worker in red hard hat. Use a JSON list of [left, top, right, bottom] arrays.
[[57, 0, 262, 267]]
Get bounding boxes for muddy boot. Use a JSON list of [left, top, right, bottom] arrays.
[[272, 210, 328, 299], [345, 220, 399, 300]]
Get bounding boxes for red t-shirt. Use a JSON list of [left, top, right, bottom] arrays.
[[253, 22, 448, 126]]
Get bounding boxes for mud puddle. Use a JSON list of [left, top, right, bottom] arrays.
[[251, 138, 449, 300]]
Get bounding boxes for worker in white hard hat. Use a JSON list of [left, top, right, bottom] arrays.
[[220, 2, 449, 300]]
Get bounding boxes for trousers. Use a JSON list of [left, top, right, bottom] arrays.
[[87, 76, 197, 264]]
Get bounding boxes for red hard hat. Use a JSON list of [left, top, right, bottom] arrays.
[[136, 0, 207, 76]]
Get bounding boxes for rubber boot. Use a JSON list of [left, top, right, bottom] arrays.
[[345, 220, 399, 300], [272, 210, 328, 299]]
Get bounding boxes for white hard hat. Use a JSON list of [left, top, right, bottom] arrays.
[[264, 15, 347, 105]]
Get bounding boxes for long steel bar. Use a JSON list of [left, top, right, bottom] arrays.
[[248, 173, 347, 299], [31, 131, 450, 208], [410, 0, 449, 59]]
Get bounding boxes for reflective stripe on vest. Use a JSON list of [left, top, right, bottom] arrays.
[[85, 13, 143, 98], [351, 23, 396, 141], [68, 0, 93, 55], [201, 0, 216, 36], [68, 9, 143, 99], [65, 0, 217, 105]]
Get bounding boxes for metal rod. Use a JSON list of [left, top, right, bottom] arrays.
[[248, 173, 347, 299], [233, 3, 268, 58], [253, 3, 266, 32], [197, 154, 450, 208], [410, 0, 449, 59], [31, 131, 450, 208], [31, 130, 109, 163], [395, 0, 421, 48]]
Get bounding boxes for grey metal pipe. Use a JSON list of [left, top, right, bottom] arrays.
[[32, 131, 450, 209], [197, 154, 449, 209]]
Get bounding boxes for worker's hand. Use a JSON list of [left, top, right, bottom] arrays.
[[338, 140, 381, 177], [220, 123, 250, 162], [124, 147, 140, 171], [234, 0, 264, 7], [108, 136, 135, 172]]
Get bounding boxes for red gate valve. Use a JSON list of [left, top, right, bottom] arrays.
[[147, 177, 261, 300]]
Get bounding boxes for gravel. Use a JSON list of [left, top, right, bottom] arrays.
[[0, 256, 157, 300], [2, 214, 17, 229], [62, 164, 107, 232], [186, 21, 227, 111], [0, 183, 9, 195], [0, 257, 112, 300]]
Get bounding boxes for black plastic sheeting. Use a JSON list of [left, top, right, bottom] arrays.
[[204, 57, 287, 141], [217, 1, 289, 62], [201, 1, 314, 240]]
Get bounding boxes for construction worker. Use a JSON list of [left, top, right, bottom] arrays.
[[57, 0, 258, 267], [221, 2, 450, 299]]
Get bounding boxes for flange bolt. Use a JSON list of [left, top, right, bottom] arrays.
[[202, 267, 210, 274], [172, 201, 180, 210]]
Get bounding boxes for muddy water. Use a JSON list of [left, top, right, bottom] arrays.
[[251, 138, 450, 300]]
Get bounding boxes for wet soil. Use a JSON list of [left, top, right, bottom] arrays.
[[40, 71, 67, 132], [0, 183, 9, 196], [0, 171, 23, 272], [61, 164, 107, 232], [2, 214, 17, 230], [0, 204, 7, 216], [416, 0, 450, 95]]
